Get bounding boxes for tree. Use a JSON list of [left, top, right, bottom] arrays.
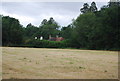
[[24, 23, 39, 39], [41, 19, 47, 26], [60, 25, 73, 39], [98, 5, 120, 49], [108, 0, 120, 7], [71, 12, 98, 48], [80, 3, 90, 13], [0, 15, 2, 46], [47, 17, 59, 29], [2, 16, 23, 46], [72, 1, 120, 50], [80, 2, 98, 14], [36, 17, 60, 40], [90, 2, 98, 12]]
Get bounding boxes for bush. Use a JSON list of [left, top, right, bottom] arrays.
[[24, 39, 71, 48]]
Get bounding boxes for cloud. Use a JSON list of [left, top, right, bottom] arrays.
[[2, 0, 110, 2], [1, 9, 36, 26], [1, 2, 108, 27]]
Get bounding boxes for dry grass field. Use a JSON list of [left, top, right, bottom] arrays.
[[0, 47, 2, 80], [2, 47, 118, 79]]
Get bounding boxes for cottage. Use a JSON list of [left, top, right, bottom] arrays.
[[49, 35, 64, 41]]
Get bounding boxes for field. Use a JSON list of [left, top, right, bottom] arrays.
[[2, 47, 118, 79], [0, 47, 2, 80]]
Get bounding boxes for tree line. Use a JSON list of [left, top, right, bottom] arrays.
[[1, 1, 120, 50]]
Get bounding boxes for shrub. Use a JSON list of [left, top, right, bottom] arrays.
[[24, 39, 71, 48]]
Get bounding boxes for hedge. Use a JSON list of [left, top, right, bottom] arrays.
[[25, 39, 71, 48]]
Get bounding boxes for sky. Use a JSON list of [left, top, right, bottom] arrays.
[[0, 1, 109, 27]]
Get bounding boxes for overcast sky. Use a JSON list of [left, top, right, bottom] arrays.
[[1, 1, 109, 27]]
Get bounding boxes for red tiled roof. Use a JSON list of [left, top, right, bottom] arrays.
[[49, 37, 64, 41]]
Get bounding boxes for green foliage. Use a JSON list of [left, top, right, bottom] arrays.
[[24, 23, 39, 39], [35, 17, 60, 40], [80, 3, 90, 13], [25, 39, 71, 48], [60, 25, 73, 39], [72, 3, 120, 50], [108, 1, 120, 7], [71, 12, 97, 48], [89, 2, 98, 12], [80, 2, 98, 14], [2, 16, 23, 46]]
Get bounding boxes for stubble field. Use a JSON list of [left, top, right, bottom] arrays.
[[2, 47, 118, 79]]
